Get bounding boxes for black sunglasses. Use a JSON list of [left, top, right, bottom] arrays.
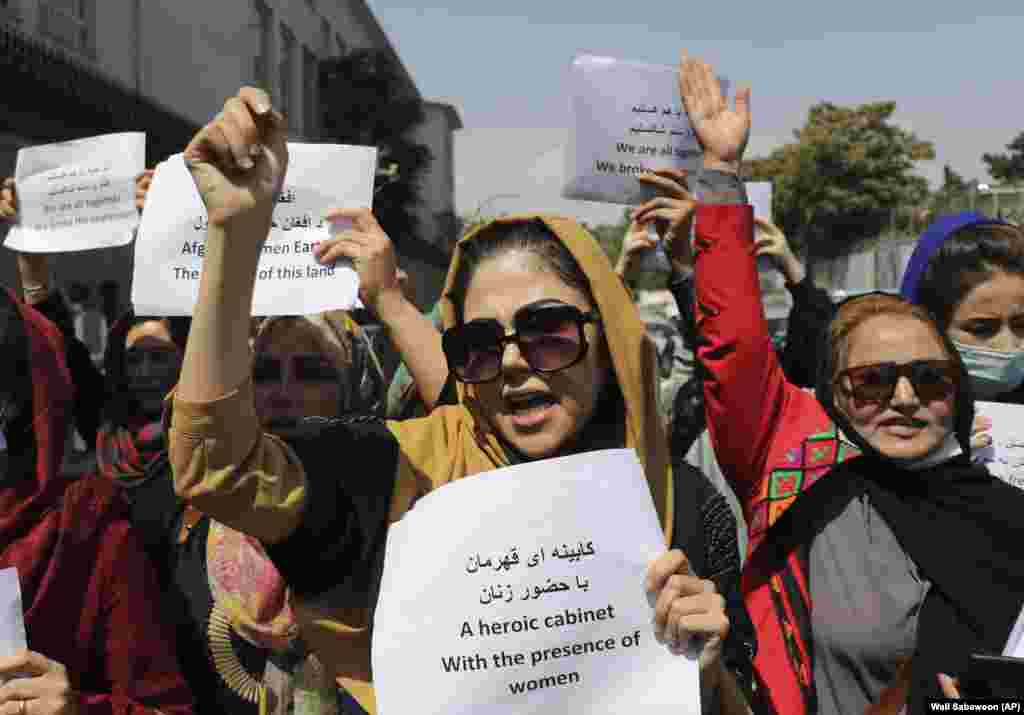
[[442, 302, 600, 384], [835, 359, 960, 406]]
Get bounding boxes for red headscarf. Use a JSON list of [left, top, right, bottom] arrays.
[[0, 291, 76, 616], [0, 291, 125, 631]]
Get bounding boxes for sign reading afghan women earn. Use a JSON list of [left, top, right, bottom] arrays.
[[131, 143, 377, 316], [372, 449, 701, 714]]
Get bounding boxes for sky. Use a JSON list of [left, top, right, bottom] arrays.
[[368, 1, 1024, 225]]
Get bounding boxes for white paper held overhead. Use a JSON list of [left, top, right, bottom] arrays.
[[4, 133, 145, 253], [562, 54, 729, 206], [131, 143, 376, 316]]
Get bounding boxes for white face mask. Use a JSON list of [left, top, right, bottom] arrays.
[[953, 340, 1024, 398]]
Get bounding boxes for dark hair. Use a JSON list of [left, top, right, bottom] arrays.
[[0, 291, 32, 445], [101, 313, 191, 426], [65, 282, 91, 304], [916, 224, 1024, 331], [446, 220, 595, 323]]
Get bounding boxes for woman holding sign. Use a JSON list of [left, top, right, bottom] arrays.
[[93, 309, 386, 715], [639, 55, 1024, 712], [164, 87, 754, 714]]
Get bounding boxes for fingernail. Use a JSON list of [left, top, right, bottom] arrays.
[[239, 156, 254, 170], [255, 101, 271, 115]]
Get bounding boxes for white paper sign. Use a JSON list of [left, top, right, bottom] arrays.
[[1004, 604, 1024, 659], [372, 449, 699, 715], [0, 569, 26, 658], [562, 54, 729, 206], [973, 402, 1024, 491], [131, 144, 376, 316], [4, 133, 145, 253], [747, 181, 773, 221], [747, 181, 776, 273]]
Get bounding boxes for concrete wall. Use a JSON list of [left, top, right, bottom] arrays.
[[812, 236, 918, 295]]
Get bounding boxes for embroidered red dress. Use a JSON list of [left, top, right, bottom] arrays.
[[693, 206, 856, 715]]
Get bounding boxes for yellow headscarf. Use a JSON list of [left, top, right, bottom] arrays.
[[294, 214, 674, 714]]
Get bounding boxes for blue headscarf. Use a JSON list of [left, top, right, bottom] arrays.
[[899, 212, 1009, 303]]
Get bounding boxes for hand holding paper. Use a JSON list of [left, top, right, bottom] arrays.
[[647, 550, 728, 675], [372, 450, 703, 714], [182, 86, 288, 228], [753, 217, 805, 285], [633, 169, 697, 273], [679, 52, 751, 174], [134, 169, 154, 214], [614, 220, 658, 278], [313, 207, 401, 311], [0, 178, 16, 221], [0, 650, 77, 715]]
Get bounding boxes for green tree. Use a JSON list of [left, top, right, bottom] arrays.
[[319, 49, 433, 245], [930, 164, 972, 216], [982, 131, 1024, 184], [745, 101, 934, 262]]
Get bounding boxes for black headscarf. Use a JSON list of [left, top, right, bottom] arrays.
[[748, 292, 1024, 708], [0, 290, 35, 485], [100, 311, 190, 427]]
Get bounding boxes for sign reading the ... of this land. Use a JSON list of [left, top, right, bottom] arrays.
[[131, 143, 377, 316], [372, 449, 700, 715]]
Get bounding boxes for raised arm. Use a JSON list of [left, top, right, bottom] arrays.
[[167, 89, 399, 602], [313, 208, 449, 411], [2, 178, 106, 445], [754, 216, 834, 388], [680, 55, 793, 505], [169, 88, 308, 543]]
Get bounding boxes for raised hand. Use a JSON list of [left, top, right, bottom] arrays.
[[634, 168, 698, 273], [313, 207, 401, 311], [134, 169, 155, 214], [678, 52, 751, 173], [0, 177, 52, 303], [615, 219, 658, 279], [754, 217, 805, 284], [0, 177, 18, 220], [182, 87, 288, 228]]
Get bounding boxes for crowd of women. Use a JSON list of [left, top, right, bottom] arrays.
[[1, 50, 1023, 715]]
